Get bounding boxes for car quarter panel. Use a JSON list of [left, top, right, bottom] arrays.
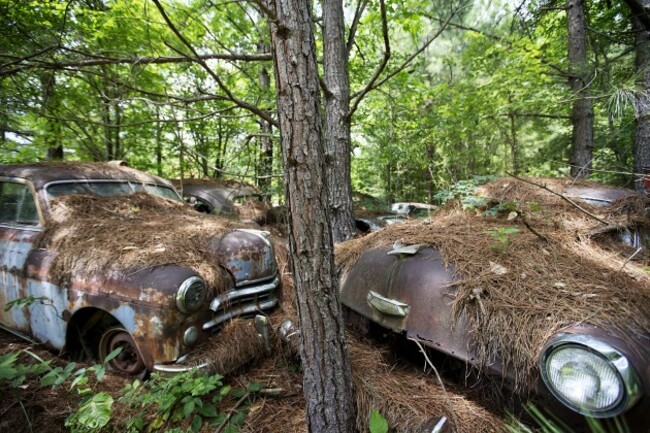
[[340, 246, 475, 362]]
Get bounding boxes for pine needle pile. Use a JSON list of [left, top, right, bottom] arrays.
[[38, 192, 244, 292], [240, 332, 507, 433]]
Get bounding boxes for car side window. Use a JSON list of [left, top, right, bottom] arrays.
[[0, 182, 39, 226]]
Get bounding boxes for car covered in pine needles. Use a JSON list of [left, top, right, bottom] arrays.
[[336, 177, 650, 432], [0, 162, 280, 375]]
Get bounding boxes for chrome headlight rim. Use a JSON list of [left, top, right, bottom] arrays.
[[540, 333, 643, 418], [176, 276, 207, 314]]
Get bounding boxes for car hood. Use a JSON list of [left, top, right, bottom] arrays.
[[41, 192, 277, 293]]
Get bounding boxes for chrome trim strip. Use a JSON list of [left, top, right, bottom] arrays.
[[210, 276, 280, 311], [367, 291, 409, 317], [235, 272, 278, 288], [203, 298, 278, 330], [152, 361, 210, 373]]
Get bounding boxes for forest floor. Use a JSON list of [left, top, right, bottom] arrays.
[[0, 328, 511, 433]]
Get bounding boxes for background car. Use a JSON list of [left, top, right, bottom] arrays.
[[337, 177, 650, 432], [0, 162, 280, 375], [174, 178, 271, 225]]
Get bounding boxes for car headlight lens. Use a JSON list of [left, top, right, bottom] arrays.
[[176, 276, 207, 313], [540, 334, 643, 418]]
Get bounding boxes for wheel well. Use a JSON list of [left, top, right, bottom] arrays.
[[65, 308, 121, 362]]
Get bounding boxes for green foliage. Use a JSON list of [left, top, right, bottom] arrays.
[[485, 227, 520, 252], [369, 409, 389, 433], [4, 295, 42, 311], [119, 371, 254, 432], [0, 351, 52, 387], [433, 176, 494, 206], [65, 392, 114, 432], [506, 404, 630, 433]]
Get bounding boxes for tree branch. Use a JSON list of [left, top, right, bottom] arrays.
[[346, 0, 369, 55], [349, 8, 457, 116], [151, 0, 277, 127], [505, 172, 612, 226], [0, 50, 272, 77], [348, 0, 390, 119]]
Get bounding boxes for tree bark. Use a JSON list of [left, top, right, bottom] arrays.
[[257, 41, 274, 195], [323, 0, 356, 242], [40, 72, 63, 160], [566, 0, 593, 178], [632, 0, 650, 191], [265, 0, 356, 431]]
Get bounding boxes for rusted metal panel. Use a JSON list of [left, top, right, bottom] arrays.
[[340, 246, 476, 363], [0, 227, 40, 333], [213, 230, 277, 286]]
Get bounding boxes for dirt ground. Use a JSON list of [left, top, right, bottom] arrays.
[[0, 327, 510, 433]]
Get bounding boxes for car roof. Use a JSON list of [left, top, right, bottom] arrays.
[[175, 179, 260, 197], [0, 162, 174, 190], [564, 185, 637, 205]]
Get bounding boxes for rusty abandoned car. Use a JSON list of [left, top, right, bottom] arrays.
[[174, 178, 271, 225], [0, 162, 280, 375], [335, 178, 650, 432]]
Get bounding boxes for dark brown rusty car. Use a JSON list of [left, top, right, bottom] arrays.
[[174, 178, 271, 225], [0, 162, 280, 375], [337, 179, 650, 432]]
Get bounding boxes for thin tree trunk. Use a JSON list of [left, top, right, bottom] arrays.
[[40, 72, 63, 160], [323, 0, 356, 242], [0, 79, 6, 145], [427, 143, 436, 202], [508, 94, 520, 174], [156, 107, 163, 176], [114, 100, 121, 160], [265, 0, 356, 430], [633, 0, 650, 190], [567, 0, 593, 178], [258, 40, 274, 196]]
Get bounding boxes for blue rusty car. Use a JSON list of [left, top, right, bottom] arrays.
[[0, 162, 280, 375]]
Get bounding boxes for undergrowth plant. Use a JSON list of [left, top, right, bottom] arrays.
[[506, 405, 631, 433], [433, 176, 494, 208], [485, 227, 520, 253], [118, 371, 260, 433]]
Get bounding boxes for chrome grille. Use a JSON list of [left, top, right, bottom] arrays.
[[203, 275, 280, 330]]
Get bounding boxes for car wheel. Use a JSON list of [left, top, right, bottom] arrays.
[[98, 327, 146, 376]]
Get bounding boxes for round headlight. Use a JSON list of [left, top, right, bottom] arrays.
[[540, 334, 643, 418], [176, 276, 207, 313]]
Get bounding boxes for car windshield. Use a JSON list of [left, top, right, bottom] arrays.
[[45, 180, 181, 202]]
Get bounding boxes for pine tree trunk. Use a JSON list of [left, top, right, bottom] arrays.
[[257, 40, 274, 195], [567, 0, 593, 178], [323, 0, 356, 242], [265, 0, 356, 430], [633, 0, 650, 190]]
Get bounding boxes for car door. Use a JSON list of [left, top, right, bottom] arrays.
[[0, 179, 66, 348]]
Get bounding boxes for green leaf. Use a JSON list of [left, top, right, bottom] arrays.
[[247, 382, 263, 393], [199, 405, 218, 418], [191, 414, 203, 432], [70, 392, 113, 430], [103, 347, 123, 364], [369, 409, 389, 433], [183, 399, 196, 418]]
